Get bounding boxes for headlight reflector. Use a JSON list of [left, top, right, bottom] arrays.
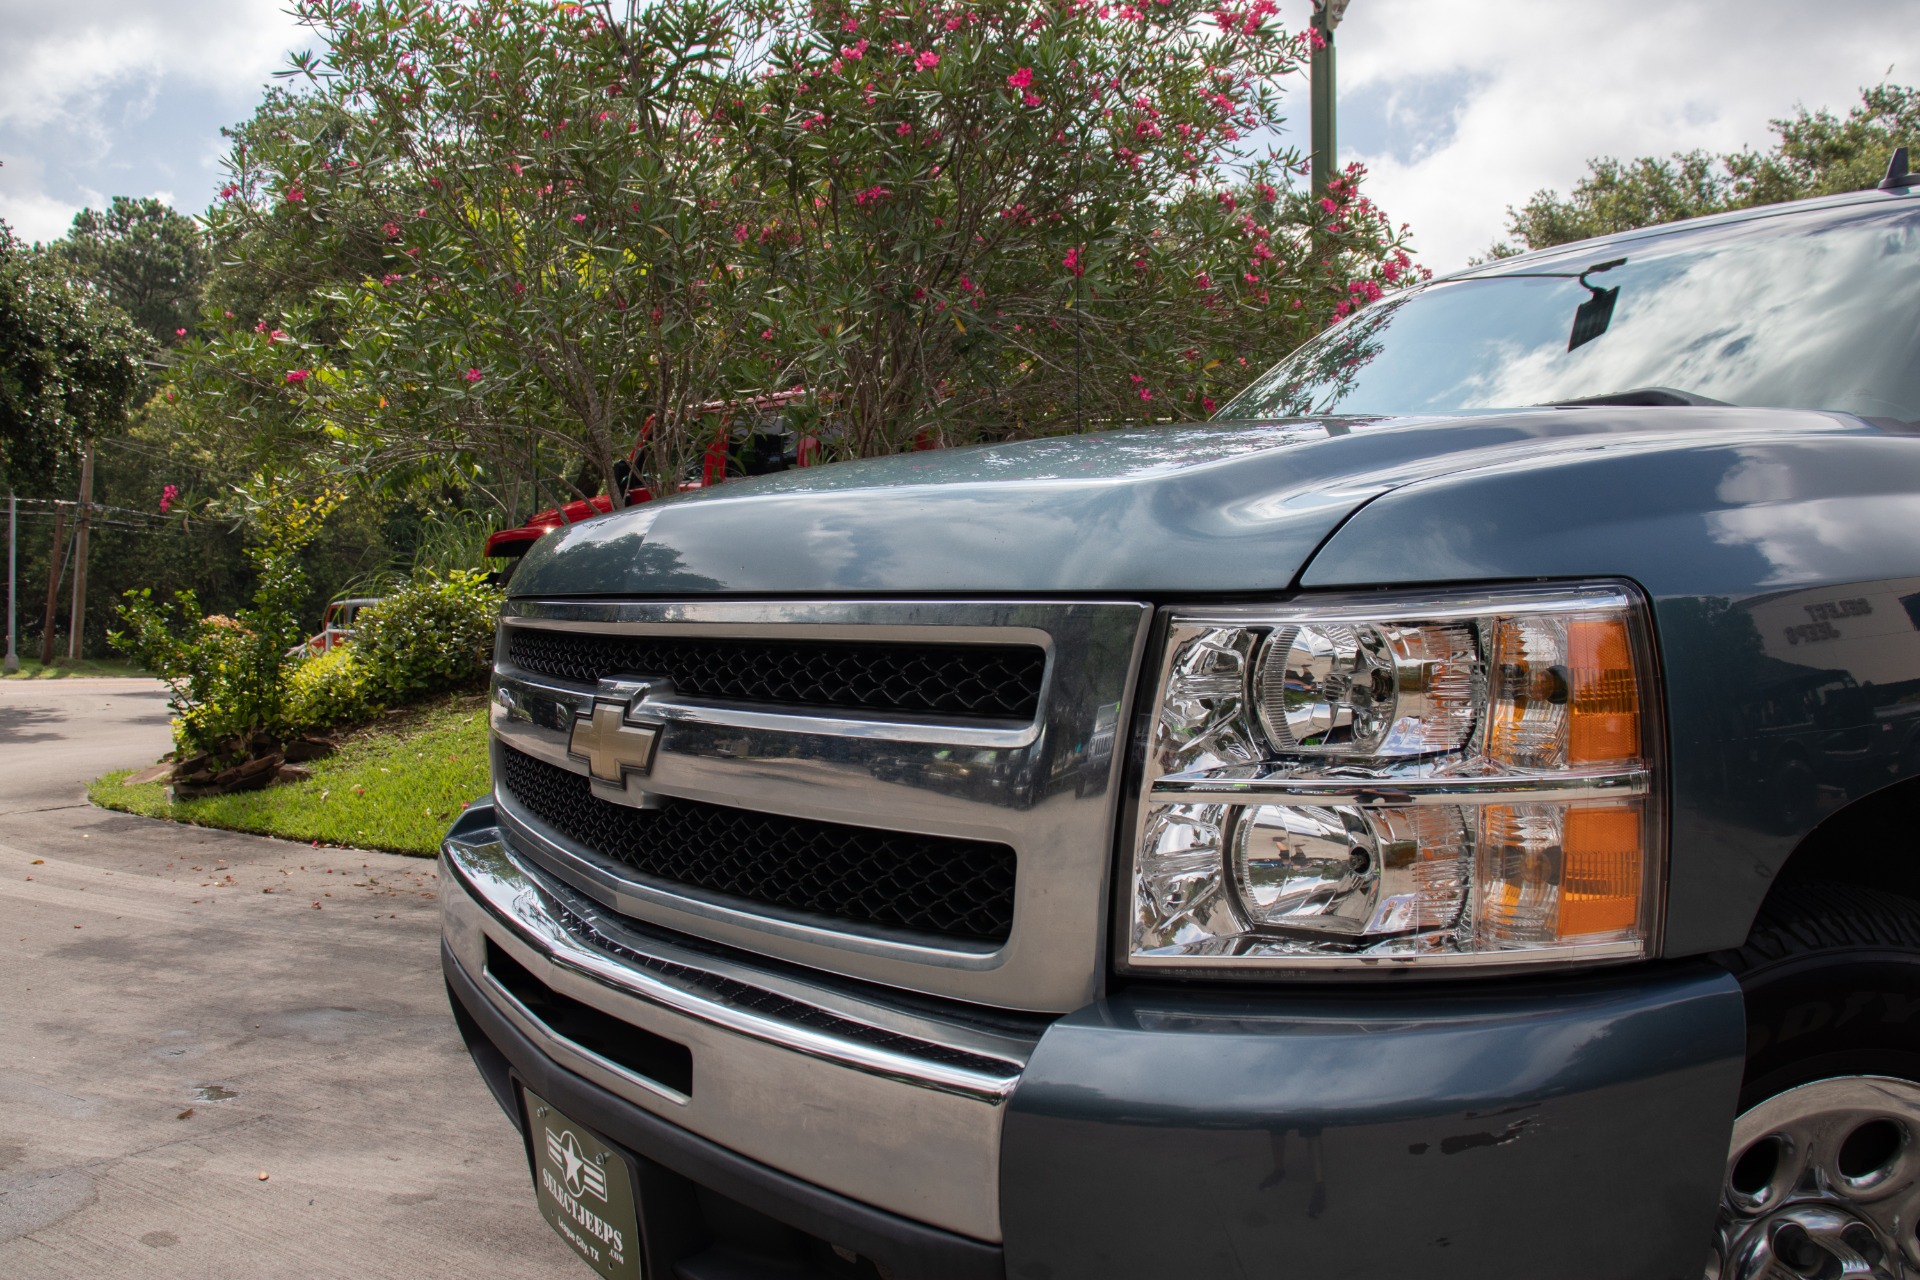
[[1128, 584, 1662, 974]]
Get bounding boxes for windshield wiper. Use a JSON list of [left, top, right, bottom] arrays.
[[1544, 387, 1732, 408]]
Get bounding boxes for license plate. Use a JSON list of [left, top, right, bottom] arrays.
[[524, 1089, 642, 1280]]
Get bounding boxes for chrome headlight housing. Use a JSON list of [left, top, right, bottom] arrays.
[[1125, 583, 1663, 974]]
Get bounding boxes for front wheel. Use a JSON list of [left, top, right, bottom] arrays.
[[1711, 1075, 1920, 1278], [1709, 883, 1920, 1278]]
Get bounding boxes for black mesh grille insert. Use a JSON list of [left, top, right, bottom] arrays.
[[498, 746, 1016, 943], [504, 628, 1046, 721]]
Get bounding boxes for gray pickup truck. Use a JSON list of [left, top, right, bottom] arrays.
[[442, 177, 1920, 1280]]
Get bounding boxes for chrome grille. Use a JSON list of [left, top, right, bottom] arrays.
[[499, 744, 1017, 942], [488, 598, 1150, 1013], [504, 629, 1046, 720]]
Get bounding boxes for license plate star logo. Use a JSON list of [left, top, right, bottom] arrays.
[[546, 1126, 609, 1203]]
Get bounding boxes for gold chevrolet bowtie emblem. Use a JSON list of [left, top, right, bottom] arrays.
[[568, 679, 665, 808]]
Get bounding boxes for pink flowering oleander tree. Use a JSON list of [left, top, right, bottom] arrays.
[[173, 0, 1423, 514], [728, 0, 1423, 452]]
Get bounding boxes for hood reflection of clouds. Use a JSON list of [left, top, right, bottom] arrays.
[[1234, 207, 1920, 424]]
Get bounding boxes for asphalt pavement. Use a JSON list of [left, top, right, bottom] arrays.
[[0, 678, 580, 1279]]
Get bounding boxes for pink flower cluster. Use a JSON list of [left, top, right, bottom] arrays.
[[852, 185, 892, 207], [464, 367, 484, 382], [1211, 0, 1276, 35], [159, 484, 178, 514], [1006, 67, 1033, 89], [285, 369, 311, 385], [1062, 246, 1084, 277], [914, 50, 939, 71]]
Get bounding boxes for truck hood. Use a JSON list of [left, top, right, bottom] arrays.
[[508, 406, 1859, 597]]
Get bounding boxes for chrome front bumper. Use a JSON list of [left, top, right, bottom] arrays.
[[440, 815, 1037, 1242]]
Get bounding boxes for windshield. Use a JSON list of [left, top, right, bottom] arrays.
[[1219, 202, 1920, 425]]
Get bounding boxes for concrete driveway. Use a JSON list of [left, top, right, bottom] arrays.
[[0, 679, 578, 1279]]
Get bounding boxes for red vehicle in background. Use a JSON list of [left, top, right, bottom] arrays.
[[286, 597, 381, 659], [483, 392, 821, 577]]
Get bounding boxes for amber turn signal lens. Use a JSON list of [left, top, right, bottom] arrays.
[[1557, 804, 1643, 938], [1566, 618, 1640, 765]]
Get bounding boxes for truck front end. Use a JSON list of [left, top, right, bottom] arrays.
[[438, 420, 1773, 1280]]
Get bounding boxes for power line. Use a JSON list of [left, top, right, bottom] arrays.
[[10, 497, 174, 525]]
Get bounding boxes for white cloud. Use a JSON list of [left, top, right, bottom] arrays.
[[0, 0, 301, 129], [1314, 0, 1920, 271], [0, 0, 308, 240]]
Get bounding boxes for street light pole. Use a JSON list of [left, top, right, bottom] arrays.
[[1310, 0, 1351, 198]]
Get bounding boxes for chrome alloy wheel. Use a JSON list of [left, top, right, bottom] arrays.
[[1710, 1077, 1920, 1279]]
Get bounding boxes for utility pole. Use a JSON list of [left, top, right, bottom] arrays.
[[67, 442, 94, 661], [5, 492, 16, 675], [1310, 0, 1352, 198], [40, 505, 68, 666]]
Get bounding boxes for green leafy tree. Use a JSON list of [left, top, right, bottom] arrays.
[[48, 197, 210, 347], [1489, 83, 1920, 256], [0, 220, 151, 494], [178, 0, 775, 518]]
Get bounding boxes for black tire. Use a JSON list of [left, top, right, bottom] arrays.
[[1716, 881, 1920, 1111]]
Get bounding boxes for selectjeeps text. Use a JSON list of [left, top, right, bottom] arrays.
[[442, 174, 1920, 1280]]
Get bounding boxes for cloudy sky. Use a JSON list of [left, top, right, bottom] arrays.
[[1, 0, 1916, 270]]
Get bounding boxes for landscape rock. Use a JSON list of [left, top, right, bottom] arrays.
[[283, 735, 336, 763], [273, 763, 313, 785], [173, 752, 287, 798], [228, 754, 285, 792], [123, 762, 175, 787]]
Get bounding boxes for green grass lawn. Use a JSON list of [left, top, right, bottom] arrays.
[[90, 694, 491, 857], [5, 655, 149, 679]]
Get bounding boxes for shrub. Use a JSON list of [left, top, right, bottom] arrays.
[[284, 645, 373, 734], [110, 480, 343, 757], [114, 594, 289, 753], [353, 569, 503, 704]]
